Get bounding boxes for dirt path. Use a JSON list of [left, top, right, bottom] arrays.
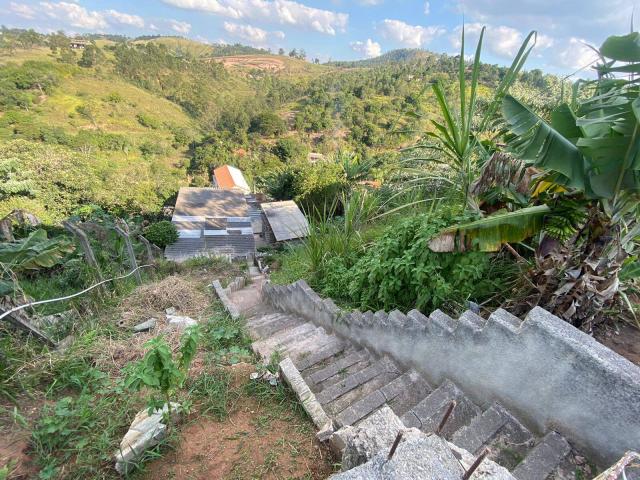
[[141, 364, 336, 480]]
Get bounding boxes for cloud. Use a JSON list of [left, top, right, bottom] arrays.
[[378, 19, 445, 48], [454, 0, 632, 44], [451, 23, 556, 60], [223, 21, 284, 46], [358, 0, 383, 5], [161, 0, 348, 35], [9, 2, 36, 19], [104, 10, 145, 28], [37, 2, 148, 31], [424, 2, 430, 15], [169, 19, 192, 34], [350, 38, 381, 58], [451, 23, 524, 58], [40, 1, 109, 29], [553, 37, 600, 70]]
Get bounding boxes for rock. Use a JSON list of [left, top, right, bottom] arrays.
[[114, 402, 180, 475], [167, 314, 197, 329], [133, 318, 157, 333], [250, 370, 279, 386], [330, 434, 464, 480], [165, 307, 177, 315], [331, 405, 405, 470]]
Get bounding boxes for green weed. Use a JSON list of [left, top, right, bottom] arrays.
[[188, 370, 233, 421]]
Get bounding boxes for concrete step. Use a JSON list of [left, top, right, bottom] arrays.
[[451, 403, 512, 454], [335, 370, 431, 428], [251, 322, 317, 360], [311, 355, 373, 394], [316, 357, 399, 406], [247, 314, 303, 338], [511, 432, 571, 480], [305, 350, 370, 388], [296, 339, 349, 372], [285, 331, 338, 362], [400, 379, 482, 439], [324, 359, 401, 416]]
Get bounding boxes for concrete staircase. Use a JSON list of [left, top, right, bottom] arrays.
[[231, 288, 578, 480]]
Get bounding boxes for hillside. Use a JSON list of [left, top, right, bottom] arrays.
[[329, 48, 436, 67], [0, 30, 560, 223]]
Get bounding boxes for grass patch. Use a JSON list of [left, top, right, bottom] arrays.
[[187, 370, 233, 421]]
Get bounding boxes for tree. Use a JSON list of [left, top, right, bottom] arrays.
[[278, 48, 285, 56], [288, 48, 297, 58], [249, 112, 287, 136], [272, 137, 308, 162], [78, 43, 105, 67]]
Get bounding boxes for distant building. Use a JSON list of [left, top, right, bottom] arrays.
[[164, 188, 255, 261], [261, 201, 310, 244], [69, 39, 89, 49], [213, 165, 251, 193]]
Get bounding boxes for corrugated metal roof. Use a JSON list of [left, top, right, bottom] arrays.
[[213, 165, 250, 192], [261, 201, 309, 242], [173, 188, 249, 219]]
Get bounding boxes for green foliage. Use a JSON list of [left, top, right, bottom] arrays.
[[258, 161, 346, 213], [201, 310, 252, 365], [249, 112, 287, 136], [77, 43, 105, 68], [144, 220, 179, 248], [187, 370, 232, 420], [137, 112, 161, 129], [272, 137, 308, 162], [125, 327, 200, 407], [342, 213, 513, 312], [0, 229, 74, 273]]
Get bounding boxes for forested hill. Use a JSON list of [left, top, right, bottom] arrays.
[[328, 48, 434, 67], [0, 29, 561, 224]]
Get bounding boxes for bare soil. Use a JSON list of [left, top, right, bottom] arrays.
[[141, 363, 337, 480], [595, 321, 640, 366]]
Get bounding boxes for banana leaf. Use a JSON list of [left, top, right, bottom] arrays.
[[428, 205, 550, 252], [0, 229, 75, 272], [503, 95, 588, 192]]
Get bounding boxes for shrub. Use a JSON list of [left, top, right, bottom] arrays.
[[144, 220, 178, 248], [136, 112, 161, 129], [248, 112, 286, 136], [320, 212, 515, 314], [272, 137, 308, 162]]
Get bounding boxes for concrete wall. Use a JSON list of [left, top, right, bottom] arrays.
[[262, 280, 640, 466]]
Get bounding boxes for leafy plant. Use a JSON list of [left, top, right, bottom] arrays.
[[430, 31, 640, 328], [125, 326, 201, 412], [144, 220, 179, 248], [399, 26, 536, 211]]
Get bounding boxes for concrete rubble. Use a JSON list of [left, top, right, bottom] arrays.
[[133, 318, 157, 332], [114, 402, 181, 475], [165, 307, 197, 329]]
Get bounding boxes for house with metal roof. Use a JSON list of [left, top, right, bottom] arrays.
[[261, 201, 310, 243], [164, 188, 255, 261], [213, 165, 251, 193]]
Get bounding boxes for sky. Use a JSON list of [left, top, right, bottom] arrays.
[[2, 0, 638, 75]]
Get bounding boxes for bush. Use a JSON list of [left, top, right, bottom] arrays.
[[136, 112, 161, 129], [272, 137, 308, 162], [144, 220, 178, 248], [248, 112, 286, 136], [318, 212, 515, 314]]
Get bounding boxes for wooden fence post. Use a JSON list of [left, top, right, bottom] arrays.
[[137, 234, 156, 264], [114, 222, 142, 285], [63, 221, 104, 283]]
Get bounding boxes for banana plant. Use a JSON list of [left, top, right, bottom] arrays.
[[429, 31, 640, 328], [397, 26, 537, 211], [431, 32, 640, 252], [0, 229, 75, 296]]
